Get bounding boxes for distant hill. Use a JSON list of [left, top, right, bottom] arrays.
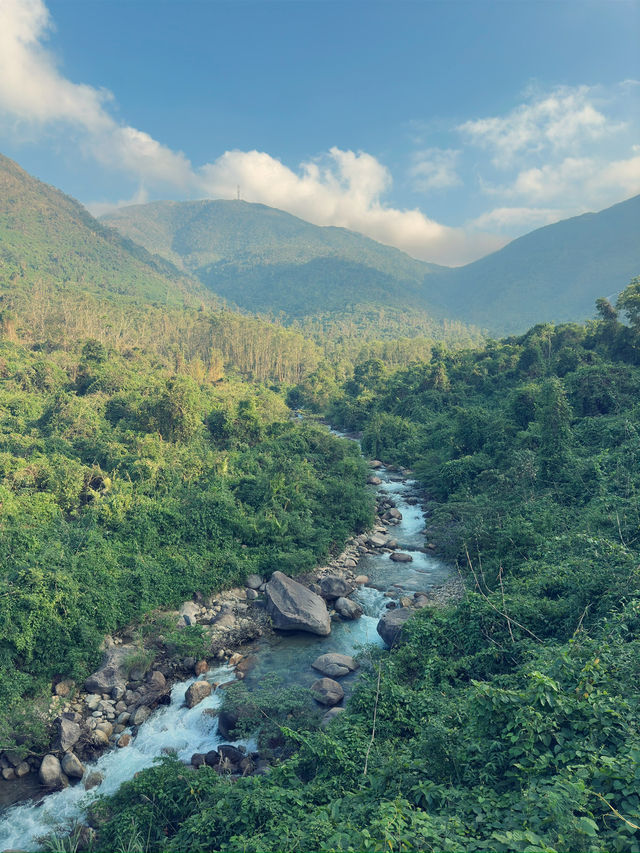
[[103, 195, 639, 337], [0, 153, 207, 308], [101, 199, 451, 323], [426, 195, 640, 334]]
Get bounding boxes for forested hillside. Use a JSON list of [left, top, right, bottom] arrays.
[[91, 279, 640, 852], [0, 154, 201, 308], [103, 195, 640, 338], [426, 194, 640, 334], [101, 199, 484, 345], [0, 337, 372, 752]]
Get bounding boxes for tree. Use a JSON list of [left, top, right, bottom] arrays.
[[616, 276, 640, 333], [537, 377, 572, 480], [151, 377, 202, 442]]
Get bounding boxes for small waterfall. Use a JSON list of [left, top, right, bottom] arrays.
[[0, 666, 234, 851]]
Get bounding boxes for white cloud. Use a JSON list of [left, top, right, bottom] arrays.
[[489, 151, 640, 210], [197, 148, 503, 265], [410, 148, 461, 192], [458, 85, 617, 166], [0, 0, 194, 191], [0, 0, 502, 265], [470, 206, 565, 232], [459, 84, 640, 230]]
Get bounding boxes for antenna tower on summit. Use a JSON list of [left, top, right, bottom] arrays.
[[237, 185, 241, 201]]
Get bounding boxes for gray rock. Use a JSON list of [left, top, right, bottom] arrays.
[[319, 575, 355, 601], [377, 607, 413, 647], [1, 768, 15, 781], [245, 574, 263, 590], [179, 601, 200, 625], [213, 611, 236, 628], [84, 645, 136, 695], [132, 705, 152, 726], [39, 755, 68, 789], [368, 534, 388, 548], [15, 761, 30, 778], [56, 717, 81, 752], [219, 744, 244, 765], [91, 729, 110, 748], [147, 670, 166, 690], [84, 771, 103, 791], [3, 750, 22, 767], [185, 680, 212, 709], [245, 588, 258, 600], [61, 752, 85, 779], [265, 571, 331, 636], [321, 707, 346, 727], [390, 551, 413, 563], [311, 653, 358, 679], [334, 597, 363, 620], [310, 678, 344, 706], [367, 475, 382, 485], [369, 460, 383, 468], [95, 721, 113, 737]]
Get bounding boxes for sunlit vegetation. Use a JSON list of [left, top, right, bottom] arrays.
[[91, 281, 640, 852]]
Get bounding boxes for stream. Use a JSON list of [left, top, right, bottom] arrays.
[[0, 436, 450, 851]]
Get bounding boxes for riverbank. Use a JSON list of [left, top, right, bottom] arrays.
[[0, 450, 461, 850]]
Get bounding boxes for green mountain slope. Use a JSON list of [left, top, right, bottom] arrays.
[[103, 194, 639, 338], [101, 199, 449, 321], [0, 153, 206, 308], [427, 194, 640, 334]]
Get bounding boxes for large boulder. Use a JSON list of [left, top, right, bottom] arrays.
[[377, 607, 413, 647], [368, 534, 388, 548], [334, 597, 363, 620], [390, 552, 413, 563], [61, 752, 85, 779], [185, 680, 212, 708], [219, 744, 244, 765], [55, 717, 81, 752], [319, 575, 355, 601], [312, 653, 358, 679], [245, 573, 263, 590], [179, 601, 201, 627], [84, 644, 135, 695], [265, 572, 331, 636], [39, 754, 68, 789], [310, 678, 344, 706]]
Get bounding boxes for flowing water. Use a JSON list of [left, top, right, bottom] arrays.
[[0, 442, 450, 851]]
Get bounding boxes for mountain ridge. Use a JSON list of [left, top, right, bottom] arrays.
[[102, 194, 640, 335]]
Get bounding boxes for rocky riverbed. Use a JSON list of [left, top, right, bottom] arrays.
[[0, 450, 464, 850]]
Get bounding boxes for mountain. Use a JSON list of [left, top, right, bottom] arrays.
[[0, 152, 324, 385], [101, 199, 448, 322], [426, 195, 640, 334], [0, 153, 207, 308], [103, 195, 639, 337]]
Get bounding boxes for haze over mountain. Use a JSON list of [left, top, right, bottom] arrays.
[[427, 194, 640, 334], [103, 195, 639, 336]]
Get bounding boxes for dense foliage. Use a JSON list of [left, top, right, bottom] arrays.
[[0, 339, 372, 750], [90, 281, 640, 852]]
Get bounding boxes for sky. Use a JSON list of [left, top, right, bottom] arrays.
[[0, 0, 638, 266]]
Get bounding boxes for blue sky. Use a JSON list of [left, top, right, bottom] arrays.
[[0, 0, 638, 265]]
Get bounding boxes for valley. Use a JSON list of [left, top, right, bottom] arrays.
[[0, 152, 638, 852]]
